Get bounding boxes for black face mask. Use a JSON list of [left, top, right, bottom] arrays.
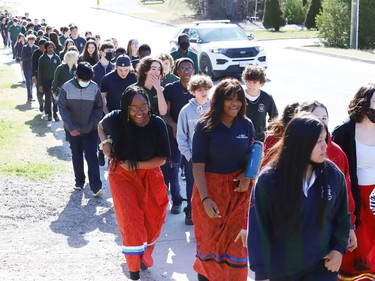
[[104, 51, 114, 62], [179, 41, 190, 51], [367, 108, 375, 123]]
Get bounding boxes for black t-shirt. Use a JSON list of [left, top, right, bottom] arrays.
[[101, 111, 170, 161], [192, 117, 255, 174], [163, 81, 194, 123], [245, 90, 278, 141]]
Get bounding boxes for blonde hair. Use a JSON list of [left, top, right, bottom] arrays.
[[64, 50, 79, 65]]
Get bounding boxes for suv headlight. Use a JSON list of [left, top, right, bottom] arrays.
[[255, 46, 264, 52], [209, 47, 227, 54]]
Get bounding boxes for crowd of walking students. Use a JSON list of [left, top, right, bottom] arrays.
[[1, 9, 375, 281]]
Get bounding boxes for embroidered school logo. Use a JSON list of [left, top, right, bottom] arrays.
[[80, 43, 84, 48], [53, 59, 57, 64], [327, 185, 332, 201], [236, 134, 248, 139], [258, 103, 265, 112]]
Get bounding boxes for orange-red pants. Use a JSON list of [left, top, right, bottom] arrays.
[[192, 170, 250, 281], [339, 184, 375, 281], [108, 163, 168, 272]]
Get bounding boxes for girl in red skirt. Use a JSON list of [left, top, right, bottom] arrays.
[[98, 86, 170, 280], [192, 78, 255, 281], [332, 83, 375, 281]]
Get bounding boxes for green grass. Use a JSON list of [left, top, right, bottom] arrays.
[[248, 30, 319, 40], [0, 64, 67, 180], [2, 162, 58, 180]]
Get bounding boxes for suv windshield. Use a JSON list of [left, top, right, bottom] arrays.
[[196, 26, 248, 43]]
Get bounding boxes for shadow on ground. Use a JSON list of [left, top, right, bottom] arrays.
[[50, 189, 119, 248], [24, 114, 49, 136]]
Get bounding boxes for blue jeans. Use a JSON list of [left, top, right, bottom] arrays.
[[162, 126, 182, 206], [67, 129, 102, 192], [184, 158, 194, 211], [23, 66, 33, 100]]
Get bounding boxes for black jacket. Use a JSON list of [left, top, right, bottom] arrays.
[[332, 118, 360, 226]]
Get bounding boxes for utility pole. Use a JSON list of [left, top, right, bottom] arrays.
[[350, 0, 359, 49], [254, 0, 258, 18]]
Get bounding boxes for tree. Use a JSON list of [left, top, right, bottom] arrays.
[[316, 0, 350, 48], [263, 0, 286, 31], [358, 0, 375, 49], [283, 0, 307, 25], [305, 0, 322, 29]]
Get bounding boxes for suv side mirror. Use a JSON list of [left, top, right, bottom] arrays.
[[248, 33, 254, 40]]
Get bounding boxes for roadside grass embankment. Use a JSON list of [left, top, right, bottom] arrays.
[[0, 64, 68, 180]]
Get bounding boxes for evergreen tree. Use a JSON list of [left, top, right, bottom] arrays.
[[263, 0, 286, 31], [305, 0, 322, 29]]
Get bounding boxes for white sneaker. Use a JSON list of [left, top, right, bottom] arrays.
[[74, 186, 83, 191], [93, 188, 104, 197]]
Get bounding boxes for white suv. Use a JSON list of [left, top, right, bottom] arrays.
[[170, 20, 267, 79]]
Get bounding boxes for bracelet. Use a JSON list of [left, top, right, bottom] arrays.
[[99, 138, 112, 150], [201, 196, 210, 203]]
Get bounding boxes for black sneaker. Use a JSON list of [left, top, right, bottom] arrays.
[[98, 151, 105, 166], [47, 116, 52, 122], [171, 202, 182, 214], [184, 208, 193, 225], [53, 113, 60, 122]]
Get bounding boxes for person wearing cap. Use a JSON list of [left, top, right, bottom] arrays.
[[21, 34, 37, 102], [58, 62, 104, 197], [32, 38, 46, 112], [101, 55, 137, 115]]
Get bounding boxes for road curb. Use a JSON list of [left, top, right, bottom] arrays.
[[286, 46, 375, 65]]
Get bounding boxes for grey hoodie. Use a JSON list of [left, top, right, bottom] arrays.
[[177, 98, 210, 162]]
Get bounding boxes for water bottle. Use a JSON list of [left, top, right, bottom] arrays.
[[245, 141, 263, 179]]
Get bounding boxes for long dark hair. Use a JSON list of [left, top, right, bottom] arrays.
[[200, 78, 246, 132], [269, 114, 329, 237], [348, 83, 375, 122], [112, 86, 152, 170]]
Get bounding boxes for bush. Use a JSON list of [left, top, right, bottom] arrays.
[[316, 0, 350, 48], [283, 0, 307, 25], [358, 0, 375, 49], [263, 0, 286, 31], [305, 0, 322, 29]]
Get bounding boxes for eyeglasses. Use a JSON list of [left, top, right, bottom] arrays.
[[177, 67, 194, 72], [128, 105, 149, 113]]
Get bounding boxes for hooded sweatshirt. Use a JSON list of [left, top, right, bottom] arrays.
[[177, 98, 210, 162]]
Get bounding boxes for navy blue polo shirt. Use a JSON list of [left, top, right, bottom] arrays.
[[72, 36, 86, 53], [93, 61, 115, 88], [192, 117, 255, 174], [101, 70, 137, 112], [163, 81, 194, 123]]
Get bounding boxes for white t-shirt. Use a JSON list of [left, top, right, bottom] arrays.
[[356, 139, 375, 186]]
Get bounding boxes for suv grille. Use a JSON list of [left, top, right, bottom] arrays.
[[224, 48, 259, 58]]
